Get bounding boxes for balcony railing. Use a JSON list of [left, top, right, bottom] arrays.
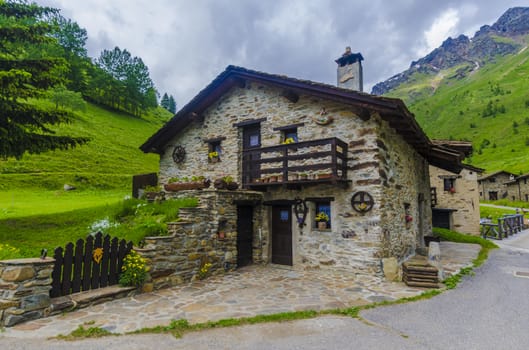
[[242, 137, 349, 189]]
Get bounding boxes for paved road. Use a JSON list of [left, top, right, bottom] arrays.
[[479, 203, 526, 211], [1, 234, 528, 349]]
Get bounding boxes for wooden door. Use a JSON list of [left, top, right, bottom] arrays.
[[432, 209, 450, 229], [272, 206, 293, 265], [242, 124, 261, 184], [237, 206, 253, 267]]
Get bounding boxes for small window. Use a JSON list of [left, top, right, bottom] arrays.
[[489, 178, 496, 183], [443, 178, 455, 191], [249, 134, 260, 147], [282, 128, 298, 143], [526, 194, 528, 202], [208, 141, 222, 161], [524, 178, 527, 184], [315, 202, 331, 229]]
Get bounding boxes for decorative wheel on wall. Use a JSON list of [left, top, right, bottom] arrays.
[[172, 145, 186, 163], [351, 191, 374, 213]]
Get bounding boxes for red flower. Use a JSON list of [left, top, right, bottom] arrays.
[[405, 215, 413, 223]]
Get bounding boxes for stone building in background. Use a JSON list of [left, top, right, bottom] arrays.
[[478, 170, 515, 200], [141, 49, 462, 276], [429, 140, 483, 235]]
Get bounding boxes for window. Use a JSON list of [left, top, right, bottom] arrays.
[[489, 191, 498, 200], [208, 140, 222, 161], [282, 128, 298, 143], [524, 178, 527, 184], [443, 178, 455, 191], [526, 194, 528, 202], [315, 202, 331, 229], [489, 178, 496, 183]]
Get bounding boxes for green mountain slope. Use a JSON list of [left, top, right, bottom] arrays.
[[384, 36, 529, 174], [0, 101, 169, 191]]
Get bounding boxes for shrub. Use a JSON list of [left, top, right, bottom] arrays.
[[119, 250, 147, 287]]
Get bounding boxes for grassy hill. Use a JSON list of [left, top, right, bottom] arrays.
[[0, 100, 169, 191], [385, 35, 529, 174]]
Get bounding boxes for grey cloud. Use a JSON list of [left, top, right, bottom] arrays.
[[36, 0, 526, 105]]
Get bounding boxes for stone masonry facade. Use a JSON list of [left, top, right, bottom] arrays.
[[137, 190, 265, 290], [158, 81, 432, 275], [478, 171, 515, 200], [430, 166, 481, 235]]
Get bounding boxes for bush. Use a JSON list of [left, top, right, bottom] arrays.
[[119, 250, 147, 287]]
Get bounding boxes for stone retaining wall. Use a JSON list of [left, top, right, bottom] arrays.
[[137, 189, 264, 290], [0, 258, 54, 327]]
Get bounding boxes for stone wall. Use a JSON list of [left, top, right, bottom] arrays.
[[478, 172, 513, 200], [378, 118, 432, 258], [0, 258, 54, 327], [430, 166, 481, 235], [506, 177, 529, 202], [137, 190, 264, 290], [157, 81, 431, 275]]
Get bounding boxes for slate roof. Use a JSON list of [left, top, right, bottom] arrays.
[[141, 65, 462, 173]]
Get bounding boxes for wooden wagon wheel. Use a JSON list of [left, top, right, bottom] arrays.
[[172, 145, 186, 163], [351, 191, 374, 213]]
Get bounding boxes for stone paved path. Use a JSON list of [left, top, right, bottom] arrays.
[[1, 242, 480, 339]]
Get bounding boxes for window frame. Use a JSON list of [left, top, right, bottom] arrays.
[[314, 201, 331, 229]]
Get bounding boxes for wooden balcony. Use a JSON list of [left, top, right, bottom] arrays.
[[242, 137, 349, 189]]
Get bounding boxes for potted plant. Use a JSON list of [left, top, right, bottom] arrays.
[[213, 175, 239, 190], [449, 187, 456, 194], [142, 185, 162, 201], [299, 173, 308, 180], [164, 176, 210, 191], [208, 151, 220, 163], [315, 212, 329, 230], [288, 173, 299, 181], [282, 137, 296, 144]]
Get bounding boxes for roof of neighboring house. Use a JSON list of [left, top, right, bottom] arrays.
[[478, 170, 516, 182], [141, 65, 462, 173], [461, 163, 485, 173], [432, 140, 473, 157], [505, 172, 529, 185]]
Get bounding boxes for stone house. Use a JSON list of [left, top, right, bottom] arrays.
[[429, 140, 483, 235], [141, 49, 461, 276], [428, 141, 483, 235], [478, 170, 515, 200], [506, 173, 529, 202]]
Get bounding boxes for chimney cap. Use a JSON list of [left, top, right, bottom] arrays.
[[335, 48, 364, 67]]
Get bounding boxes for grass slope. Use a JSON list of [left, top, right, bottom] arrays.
[[0, 100, 169, 191], [386, 36, 529, 174]]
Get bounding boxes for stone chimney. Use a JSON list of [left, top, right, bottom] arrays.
[[335, 47, 364, 92]]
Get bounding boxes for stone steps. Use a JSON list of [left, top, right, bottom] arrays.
[[402, 257, 439, 288]]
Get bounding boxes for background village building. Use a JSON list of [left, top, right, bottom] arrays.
[[141, 49, 462, 277], [429, 141, 483, 235], [478, 170, 515, 200], [506, 173, 529, 202]]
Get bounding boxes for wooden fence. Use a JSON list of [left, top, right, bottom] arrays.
[[481, 214, 524, 240], [50, 232, 133, 298]]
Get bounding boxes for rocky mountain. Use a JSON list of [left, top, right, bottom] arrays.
[[372, 7, 529, 95]]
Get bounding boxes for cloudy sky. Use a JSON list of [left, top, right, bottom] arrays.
[[37, 0, 527, 107]]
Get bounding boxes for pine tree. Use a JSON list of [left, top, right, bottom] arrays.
[[0, 1, 88, 159], [168, 95, 176, 113], [160, 93, 169, 109]]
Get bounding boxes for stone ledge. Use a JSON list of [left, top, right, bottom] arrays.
[[0, 257, 55, 266], [49, 285, 136, 315]]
